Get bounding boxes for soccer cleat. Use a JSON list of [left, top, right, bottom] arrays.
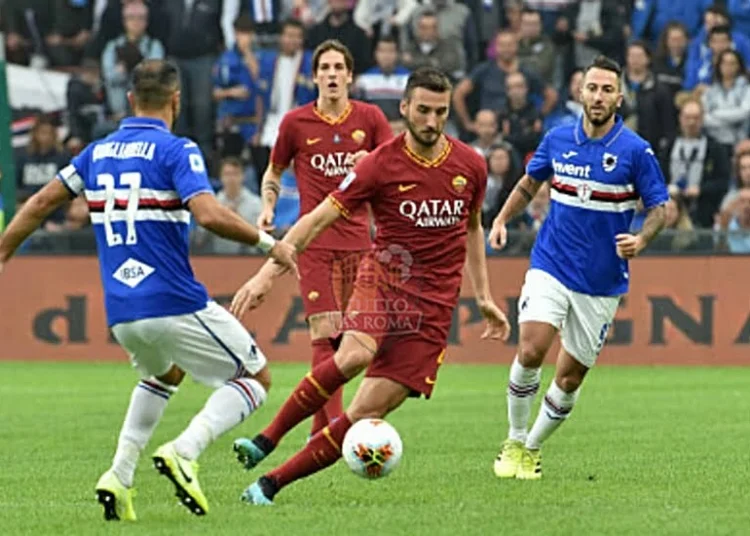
[[240, 480, 274, 506], [233, 437, 268, 470], [493, 439, 525, 478], [95, 470, 137, 521], [152, 442, 209, 515], [516, 448, 542, 480]]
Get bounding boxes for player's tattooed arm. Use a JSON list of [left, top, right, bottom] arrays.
[[494, 175, 544, 224], [637, 203, 667, 244], [260, 165, 282, 207]]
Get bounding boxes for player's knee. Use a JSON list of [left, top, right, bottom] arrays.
[[517, 339, 548, 367], [333, 345, 373, 378], [246, 366, 272, 392], [308, 313, 339, 340], [556, 373, 583, 393]]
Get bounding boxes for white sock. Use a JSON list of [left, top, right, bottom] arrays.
[[506, 356, 542, 443], [525, 380, 580, 450], [173, 378, 267, 461], [112, 378, 176, 488]]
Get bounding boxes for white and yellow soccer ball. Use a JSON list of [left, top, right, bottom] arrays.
[[342, 418, 403, 479]]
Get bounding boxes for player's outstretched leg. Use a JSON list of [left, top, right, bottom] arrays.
[[518, 349, 587, 480], [241, 377, 409, 505], [309, 338, 344, 436], [495, 321, 555, 479], [153, 371, 269, 515], [96, 374, 179, 521], [234, 331, 376, 471]]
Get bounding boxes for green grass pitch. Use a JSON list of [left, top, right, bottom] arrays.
[[1, 361, 748, 535]]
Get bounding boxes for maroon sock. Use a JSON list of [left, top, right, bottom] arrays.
[[268, 414, 353, 489], [262, 357, 349, 446], [309, 339, 345, 436]]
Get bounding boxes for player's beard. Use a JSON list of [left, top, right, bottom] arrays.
[[584, 100, 617, 127], [404, 116, 441, 148]]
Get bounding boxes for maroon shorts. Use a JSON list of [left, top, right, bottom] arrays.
[[341, 267, 453, 398], [298, 249, 369, 318]]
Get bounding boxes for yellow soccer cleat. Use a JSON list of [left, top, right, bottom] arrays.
[[516, 448, 542, 480], [152, 443, 209, 515], [95, 470, 137, 521], [493, 439, 525, 478]]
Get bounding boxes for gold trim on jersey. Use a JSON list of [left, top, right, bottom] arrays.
[[327, 195, 351, 219], [403, 138, 452, 168], [313, 102, 353, 125]]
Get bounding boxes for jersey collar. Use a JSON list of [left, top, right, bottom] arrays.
[[120, 117, 171, 132], [574, 114, 625, 147]]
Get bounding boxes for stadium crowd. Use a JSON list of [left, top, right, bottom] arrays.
[[5, 0, 750, 254]]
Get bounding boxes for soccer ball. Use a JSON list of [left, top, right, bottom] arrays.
[[342, 418, 403, 479]]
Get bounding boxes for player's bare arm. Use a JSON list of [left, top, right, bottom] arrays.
[[489, 175, 545, 249], [258, 164, 283, 231], [188, 192, 298, 276], [229, 198, 341, 318], [0, 179, 73, 272], [615, 203, 666, 259], [452, 78, 475, 132], [466, 210, 510, 341]]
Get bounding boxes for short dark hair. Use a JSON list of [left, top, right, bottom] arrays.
[[584, 55, 623, 81], [627, 39, 652, 60], [130, 59, 180, 110], [312, 39, 354, 74], [221, 156, 244, 171], [404, 67, 452, 98], [234, 14, 255, 32], [281, 18, 304, 34], [377, 35, 398, 48], [521, 7, 540, 18], [706, 4, 730, 21], [709, 24, 732, 40]]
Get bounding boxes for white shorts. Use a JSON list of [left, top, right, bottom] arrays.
[[517, 269, 620, 368], [111, 301, 267, 388]]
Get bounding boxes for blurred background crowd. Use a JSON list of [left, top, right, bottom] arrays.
[[4, 0, 750, 255]]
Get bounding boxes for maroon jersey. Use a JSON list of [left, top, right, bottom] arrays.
[[270, 100, 392, 250], [329, 133, 488, 309]]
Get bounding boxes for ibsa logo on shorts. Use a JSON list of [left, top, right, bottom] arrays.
[[310, 152, 356, 177], [399, 199, 465, 228]]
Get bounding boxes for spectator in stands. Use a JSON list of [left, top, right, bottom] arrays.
[[101, 1, 165, 119], [66, 58, 109, 153], [256, 19, 315, 179], [719, 150, 750, 214], [463, 0, 504, 57], [288, 0, 331, 28], [453, 30, 557, 138], [305, 0, 371, 74], [165, 0, 237, 160], [621, 40, 676, 154], [543, 68, 583, 131], [517, 8, 556, 85], [354, 36, 410, 120], [45, 195, 92, 233], [353, 0, 419, 43], [3, 0, 54, 66], [470, 109, 504, 158], [401, 10, 464, 81], [225, 0, 287, 50], [630, 0, 706, 43], [481, 142, 520, 229], [213, 15, 264, 157], [653, 22, 690, 100], [702, 49, 750, 155], [45, 0, 93, 67], [15, 115, 69, 203], [726, 0, 750, 39], [559, 0, 629, 71], [684, 5, 750, 93], [661, 99, 729, 228], [407, 0, 478, 71], [192, 157, 263, 254], [661, 193, 699, 251], [497, 72, 543, 158], [684, 24, 744, 92], [90, 0, 168, 58], [716, 187, 750, 253]]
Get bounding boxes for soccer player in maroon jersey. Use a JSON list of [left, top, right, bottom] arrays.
[[251, 39, 393, 439], [230, 67, 510, 504]]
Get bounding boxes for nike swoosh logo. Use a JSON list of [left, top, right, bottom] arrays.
[[398, 184, 417, 192], [306, 137, 321, 145], [175, 457, 192, 483], [425, 376, 436, 385]]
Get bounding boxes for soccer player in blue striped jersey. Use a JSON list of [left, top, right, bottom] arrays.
[[488, 56, 669, 480], [0, 59, 297, 520]]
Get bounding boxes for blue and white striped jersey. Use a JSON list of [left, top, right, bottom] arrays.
[[57, 117, 213, 326], [526, 115, 669, 296]]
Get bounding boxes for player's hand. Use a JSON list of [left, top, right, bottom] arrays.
[[615, 233, 646, 259], [268, 241, 299, 279], [350, 150, 369, 166], [257, 206, 275, 232], [230, 274, 273, 318], [477, 299, 511, 341], [488, 219, 508, 250]]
